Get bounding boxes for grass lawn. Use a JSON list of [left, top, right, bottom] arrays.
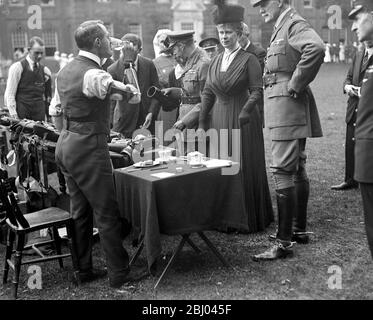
[[1, 63, 372, 300]]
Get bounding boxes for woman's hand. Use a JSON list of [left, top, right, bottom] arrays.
[[238, 108, 250, 127]]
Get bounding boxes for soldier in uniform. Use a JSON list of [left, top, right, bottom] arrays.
[[161, 31, 210, 154], [199, 37, 221, 60], [348, 1, 373, 260], [251, 0, 325, 261], [332, 6, 373, 191]]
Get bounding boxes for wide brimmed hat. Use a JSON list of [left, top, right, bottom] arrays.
[[348, 1, 373, 20], [212, 0, 245, 25], [251, 0, 264, 7]]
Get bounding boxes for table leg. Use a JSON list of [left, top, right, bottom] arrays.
[[198, 232, 231, 268], [154, 235, 188, 290], [185, 237, 201, 254], [129, 238, 144, 267]]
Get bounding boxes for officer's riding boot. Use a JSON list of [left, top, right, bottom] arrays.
[[293, 179, 310, 244], [253, 187, 296, 261]]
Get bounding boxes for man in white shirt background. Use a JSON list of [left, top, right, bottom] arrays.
[[4, 37, 52, 121]]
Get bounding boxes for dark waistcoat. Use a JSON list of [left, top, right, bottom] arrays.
[[16, 59, 45, 103]]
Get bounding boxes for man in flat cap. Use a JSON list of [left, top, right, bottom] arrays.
[[161, 31, 210, 154], [199, 37, 221, 60], [251, 0, 325, 261], [348, 1, 373, 260]]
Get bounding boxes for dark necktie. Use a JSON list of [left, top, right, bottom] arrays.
[[362, 51, 370, 73], [33, 62, 38, 72]]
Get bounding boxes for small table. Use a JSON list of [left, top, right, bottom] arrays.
[[114, 161, 248, 289]]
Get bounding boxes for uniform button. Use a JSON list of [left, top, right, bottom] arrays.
[[352, 138, 355, 141], [353, 123, 356, 127], [355, 109, 358, 112]]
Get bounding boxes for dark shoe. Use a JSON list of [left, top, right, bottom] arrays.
[[252, 242, 294, 261], [269, 231, 312, 244], [78, 268, 108, 284], [292, 231, 311, 244], [331, 181, 359, 190], [109, 268, 149, 289]]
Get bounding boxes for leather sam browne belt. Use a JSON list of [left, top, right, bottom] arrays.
[[181, 96, 201, 104], [263, 72, 292, 88]]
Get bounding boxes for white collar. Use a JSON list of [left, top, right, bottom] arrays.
[[79, 50, 101, 66], [244, 40, 251, 51], [366, 47, 373, 57], [275, 7, 292, 29], [26, 54, 37, 68], [224, 43, 240, 56]]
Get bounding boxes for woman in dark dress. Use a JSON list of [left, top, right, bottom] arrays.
[[198, 1, 273, 233]]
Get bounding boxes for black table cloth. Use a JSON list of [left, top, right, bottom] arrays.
[[114, 162, 248, 270]]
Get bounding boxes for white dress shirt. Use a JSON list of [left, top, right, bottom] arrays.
[[4, 54, 51, 116], [49, 50, 131, 116], [220, 44, 241, 72]]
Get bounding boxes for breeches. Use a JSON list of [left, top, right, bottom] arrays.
[[270, 138, 309, 190]]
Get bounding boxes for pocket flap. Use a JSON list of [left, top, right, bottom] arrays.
[[266, 81, 291, 98], [268, 44, 286, 56]]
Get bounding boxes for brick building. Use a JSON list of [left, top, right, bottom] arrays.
[[0, 0, 357, 63]]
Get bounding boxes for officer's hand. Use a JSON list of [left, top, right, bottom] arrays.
[[172, 120, 186, 131], [9, 113, 19, 120], [344, 84, 359, 97], [196, 127, 206, 141], [161, 87, 182, 100], [238, 109, 250, 127], [142, 113, 153, 129], [124, 84, 139, 94], [288, 88, 299, 99]]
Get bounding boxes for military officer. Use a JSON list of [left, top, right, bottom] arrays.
[[251, 0, 325, 260], [199, 37, 221, 60], [348, 1, 373, 260], [161, 31, 210, 154]]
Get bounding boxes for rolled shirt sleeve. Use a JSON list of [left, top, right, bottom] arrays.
[[4, 61, 23, 116], [49, 78, 61, 116], [82, 69, 114, 100]]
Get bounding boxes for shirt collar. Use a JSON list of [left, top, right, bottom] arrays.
[[26, 54, 36, 68], [275, 7, 292, 29], [79, 50, 101, 66], [224, 43, 240, 56], [244, 40, 251, 51], [366, 47, 373, 58]]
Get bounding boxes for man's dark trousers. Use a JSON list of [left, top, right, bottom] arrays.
[[345, 113, 356, 184], [360, 183, 373, 259], [56, 130, 129, 277]]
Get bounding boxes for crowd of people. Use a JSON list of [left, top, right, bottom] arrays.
[[1, 0, 373, 292]]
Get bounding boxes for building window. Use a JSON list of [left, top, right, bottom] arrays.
[[129, 24, 142, 39], [42, 31, 58, 57], [303, 0, 313, 8], [97, 0, 111, 3], [11, 31, 28, 53], [8, 0, 25, 6], [181, 22, 194, 31], [160, 23, 171, 30], [204, 24, 217, 38], [40, 0, 55, 6]]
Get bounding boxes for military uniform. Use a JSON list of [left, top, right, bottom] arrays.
[[252, 1, 324, 260], [349, 2, 373, 259], [163, 31, 210, 153]]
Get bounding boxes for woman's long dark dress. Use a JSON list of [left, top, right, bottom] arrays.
[[200, 49, 274, 233]]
